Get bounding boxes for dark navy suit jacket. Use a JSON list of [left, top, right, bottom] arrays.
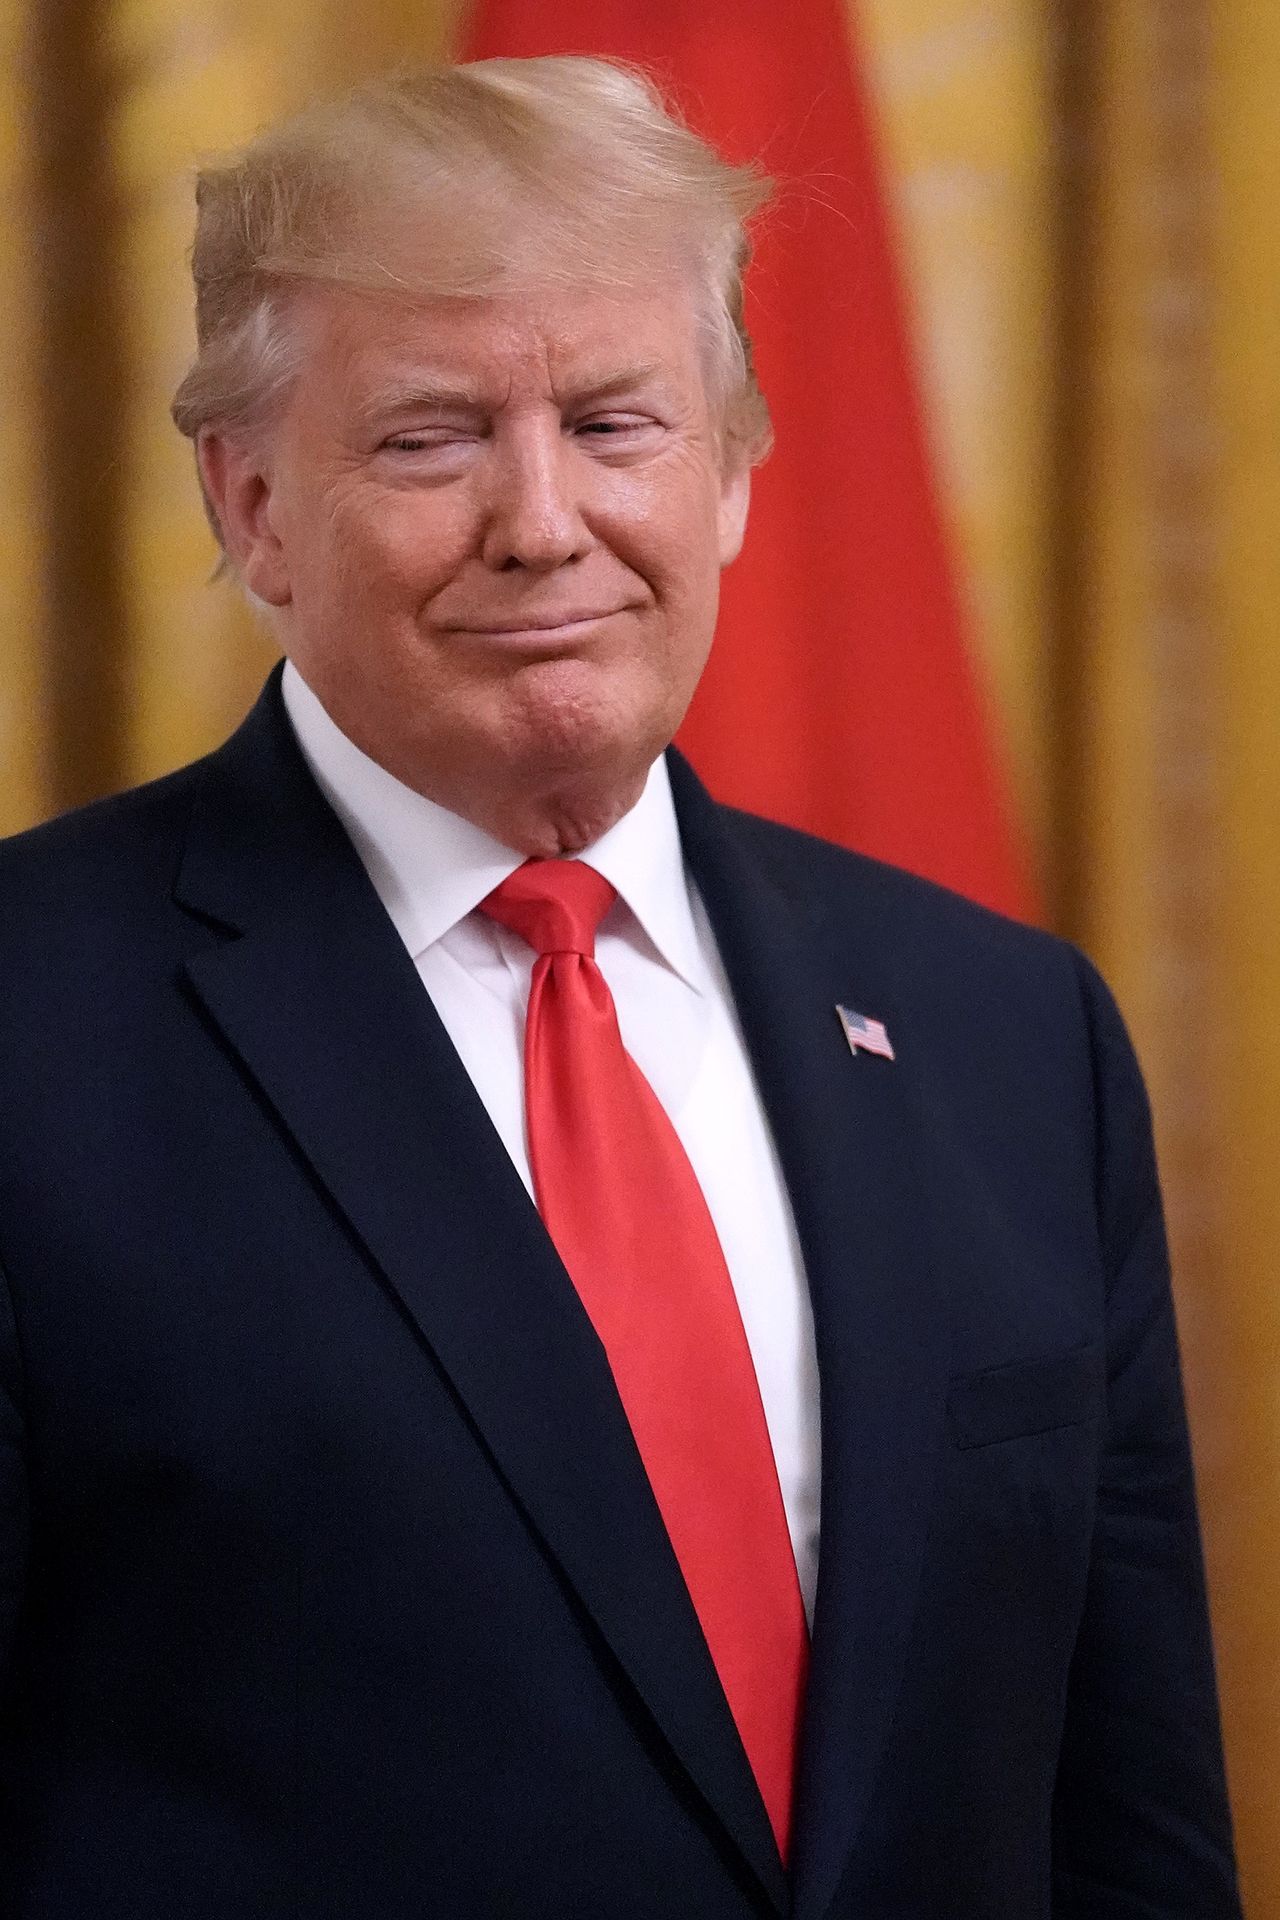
[[0, 672, 1240, 1917]]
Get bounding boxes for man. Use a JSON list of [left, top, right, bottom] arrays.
[[0, 56, 1240, 1919]]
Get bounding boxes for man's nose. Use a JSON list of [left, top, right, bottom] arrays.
[[480, 425, 593, 572]]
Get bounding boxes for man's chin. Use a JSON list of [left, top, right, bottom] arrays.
[[496, 660, 673, 783], [438, 688, 668, 853]]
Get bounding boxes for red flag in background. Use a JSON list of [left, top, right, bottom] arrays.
[[461, 0, 1032, 917]]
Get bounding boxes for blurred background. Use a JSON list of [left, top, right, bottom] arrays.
[[1, 0, 1276, 1906]]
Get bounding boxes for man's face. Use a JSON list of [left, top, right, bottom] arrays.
[[206, 278, 750, 847]]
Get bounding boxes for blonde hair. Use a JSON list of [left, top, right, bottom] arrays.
[[171, 57, 774, 477]]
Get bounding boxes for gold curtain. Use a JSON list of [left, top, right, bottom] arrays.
[[1213, 6, 1280, 1878], [0, 0, 44, 831], [1049, 7, 1280, 1904], [1, 0, 1276, 1905], [112, 0, 321, 785]]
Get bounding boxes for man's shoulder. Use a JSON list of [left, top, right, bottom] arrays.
[[721, 805, 1155, 1249], [721, 801, 1075, 992], [716, 800, 1136, 1100], [0, 758, 212, 958]]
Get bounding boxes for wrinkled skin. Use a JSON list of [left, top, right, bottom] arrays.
[[200, 280, 751, 855]]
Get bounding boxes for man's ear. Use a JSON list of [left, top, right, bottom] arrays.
[[716, 453, 752, 568], [196, 430, 292, 607]]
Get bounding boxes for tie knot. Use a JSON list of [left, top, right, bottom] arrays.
[[479, 860, 617, 958]]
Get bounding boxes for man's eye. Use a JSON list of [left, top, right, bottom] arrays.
[[574, 415, 654, 440], [381, 428, 476, 453]]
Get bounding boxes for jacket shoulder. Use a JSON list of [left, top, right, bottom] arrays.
[[0, 760, 205, 872], [723, 807, 1156, 1260], [723, 804, 1068, 982], [0, 760, 210, 961]]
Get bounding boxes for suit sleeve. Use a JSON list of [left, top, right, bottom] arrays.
[[1051, 954, 1242, 1917], [0, 1258, 28, 1702]]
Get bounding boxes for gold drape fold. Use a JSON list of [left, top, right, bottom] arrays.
[[0, 0, 46, 830], [1053, 4, 1279, 1905], [1209, 0, 1280, 1892], [114, 0, 334, 785]]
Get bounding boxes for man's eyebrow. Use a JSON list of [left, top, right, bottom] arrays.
[[567, 363, 665, 405], [354, 362, 669, 424], [355, 379, 489, 423]]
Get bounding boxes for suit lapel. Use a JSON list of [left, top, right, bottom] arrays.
[[669, 752, 953, 1920], [175, 679, 787, 1915]]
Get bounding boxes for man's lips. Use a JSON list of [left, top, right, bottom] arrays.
[[444, 610, 627, 639]]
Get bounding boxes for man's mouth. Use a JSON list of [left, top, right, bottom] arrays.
[[442, 610, 631, 653], [449, 610, 624, 638]]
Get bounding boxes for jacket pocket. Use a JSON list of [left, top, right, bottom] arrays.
[[947, 1342, 1102, 1450]]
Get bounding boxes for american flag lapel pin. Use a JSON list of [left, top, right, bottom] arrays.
[[836, 1004, 896, 1061]]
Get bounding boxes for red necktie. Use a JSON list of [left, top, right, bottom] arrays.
[[479, 858, 808, 1861]]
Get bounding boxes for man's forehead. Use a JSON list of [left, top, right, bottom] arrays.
[[299, 280, 702, 403]]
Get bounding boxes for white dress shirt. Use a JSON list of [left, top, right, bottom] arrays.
[[281, 661, 821, 1620]]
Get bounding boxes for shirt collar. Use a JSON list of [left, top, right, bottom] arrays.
[[280, 660, 705, 990]]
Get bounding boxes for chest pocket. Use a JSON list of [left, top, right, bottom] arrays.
[[947, 1342, 1103, 1450]]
